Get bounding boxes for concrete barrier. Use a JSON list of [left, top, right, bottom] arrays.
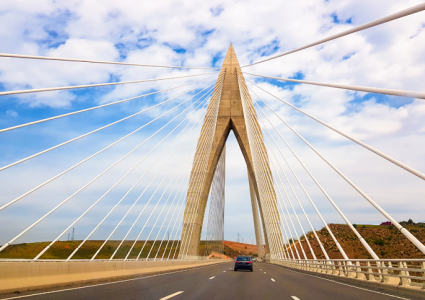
[[0, 259, 229, 294]]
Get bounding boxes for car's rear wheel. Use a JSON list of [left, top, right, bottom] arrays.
[[250, 269, 253, 272], [234, 268, 237, 271]]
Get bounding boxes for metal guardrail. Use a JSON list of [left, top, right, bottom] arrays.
[[271, 259, 425, 289]]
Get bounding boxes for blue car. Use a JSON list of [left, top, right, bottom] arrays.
[[234, 256, 253, 272]]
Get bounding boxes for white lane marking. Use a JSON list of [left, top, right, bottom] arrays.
[[264, 272, 266, 274], [223, 271, 226, 272], [271, 278, 275, 282], [271, 265, 409, 300], [0, 263, 227, 300], [291, 297, 300, 300], [209, 276, 215, 279], [160, 291, 184, 300]]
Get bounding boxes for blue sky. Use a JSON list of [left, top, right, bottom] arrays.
[[1, 0, 425, 254]]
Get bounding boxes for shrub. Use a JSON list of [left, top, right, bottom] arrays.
[[374, 239, 385, 246]]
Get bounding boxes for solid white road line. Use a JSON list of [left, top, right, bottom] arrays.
[[160, 291, 184, 300], [209, 276, 215, 279], [271, 278, 275, 282], [291, 297, 300, 300], [272, 265, 409, 300]]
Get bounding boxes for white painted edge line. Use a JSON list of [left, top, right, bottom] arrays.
[[271, 278, 275, 282], [1, 263, 227, 300], [209, 276, 215, 279], [160, 291, 184, 300], [291, 296, 301, 300], [272, 265, 410, 300]]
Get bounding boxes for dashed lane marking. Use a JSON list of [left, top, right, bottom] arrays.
[[160, 291, 184, 300], [209, 276, 215, 280], [291, 297, 300, 300], [223, 271, 226, 272], [264, 272, 266, 274], [271, 278, 275, 282], [272, 264, 409, 300]]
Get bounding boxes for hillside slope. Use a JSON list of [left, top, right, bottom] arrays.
[[288, 224, 425, 259]]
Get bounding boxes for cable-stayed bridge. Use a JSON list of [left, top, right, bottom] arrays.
[[1, 3, 425, 300]]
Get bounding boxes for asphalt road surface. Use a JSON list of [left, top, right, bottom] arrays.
[[1, 262, 422, 300]]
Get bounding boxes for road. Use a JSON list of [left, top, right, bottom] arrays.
[[1, 262, 421, 300]]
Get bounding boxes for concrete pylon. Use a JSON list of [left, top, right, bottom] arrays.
[[179, 44, 284, 258]]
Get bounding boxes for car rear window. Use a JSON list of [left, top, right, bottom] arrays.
[[236, 257, 250, 261]]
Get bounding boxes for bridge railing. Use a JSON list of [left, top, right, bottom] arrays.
[[271, 259, 425, 289]]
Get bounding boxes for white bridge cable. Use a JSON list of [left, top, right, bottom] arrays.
[[238, 77, 275, 253], [254, 101, 332, 260], [0, 72, 217, 97], [155, 131, 209, 260], [155, 179, 189, 260], [128, 98, 213, 260], [0, 78, 217, 171], [240, 84, 299, 260], [242, 82, 327, 260], [0, 75, 217, 134], [161, 164, 199, 260], [139, 108, 210, 260], [248, 84, 380, 260], [109, 78, 225, 260], [244, 72, 425, 101], [240, 80, 319, 260], [238, 76, 286, 259], [123, 82, 225, 261], [249, 89, 351, 260], [66, 89, 213, 260], [205, 151, 221, 255], [177, 88, 224, 258], [254, 100, 373, 261], [239, 75, 295, 259], [87, 83, 220, 260], [243, 3, 425, 67], [0, 53, 220, 70], [162, 185, 188, 260], [0, 82, 217, 254], [33, 87, 214, 261], [267, 138, 317, 260], [247, 82, 425, 257], [244, 96, 290, 259], [0, 81, 218, 213], [177, 73, 226, 258], [204, 148, 225, 256], [149, 158, 195, 260], [209, 149, 225, 255], [245, 78, 425, 182], [179, 75, 226, 258]]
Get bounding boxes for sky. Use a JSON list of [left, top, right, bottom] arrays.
[[0, 0, 425, 250]]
